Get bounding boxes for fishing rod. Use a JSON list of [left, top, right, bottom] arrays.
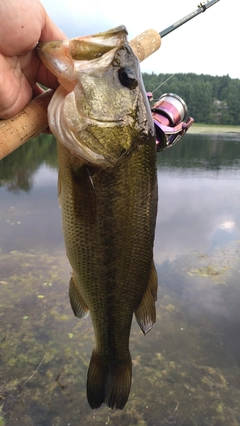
[[129, 0, 220, 63], [160, 0, 220, 38], [0, 0, 220, 160]]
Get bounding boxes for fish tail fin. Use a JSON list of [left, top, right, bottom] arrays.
[[87, 349, 132, 410]]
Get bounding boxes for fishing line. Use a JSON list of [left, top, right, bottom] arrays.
[[151, 73, 176, 96]]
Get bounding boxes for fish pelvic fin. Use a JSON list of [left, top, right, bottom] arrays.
[[87, 349, 132, 410], [69, 273, 89, 319], [134, 259, 158, 335]]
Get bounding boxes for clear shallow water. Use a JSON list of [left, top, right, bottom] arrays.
[[0, 133, 240, 425]]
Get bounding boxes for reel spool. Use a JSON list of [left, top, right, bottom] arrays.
[[149, 93, 194, 151]]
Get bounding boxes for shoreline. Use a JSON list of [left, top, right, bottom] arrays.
[[188, 124, 240, 134]]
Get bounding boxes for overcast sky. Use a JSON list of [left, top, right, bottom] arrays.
[[40, 0, 237, 80]]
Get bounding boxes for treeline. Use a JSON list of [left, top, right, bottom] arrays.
[[142, 72, 240, 125]]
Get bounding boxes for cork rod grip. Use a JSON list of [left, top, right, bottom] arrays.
[[0, 90, 53, 160], [0, 30, 161, 160], [130, 29, 161, 63]]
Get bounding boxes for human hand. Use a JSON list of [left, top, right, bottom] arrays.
[[0, 0, 67, 119]]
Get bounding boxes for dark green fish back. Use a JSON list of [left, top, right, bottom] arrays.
[[58, 133, 158, 409]]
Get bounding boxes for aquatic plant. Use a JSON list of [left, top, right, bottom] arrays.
[[0, 405, 5, 426]]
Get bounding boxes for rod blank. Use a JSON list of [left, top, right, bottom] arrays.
[[160, 0, 220, 38]]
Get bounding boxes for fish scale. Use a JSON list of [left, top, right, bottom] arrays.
[[38, 25, 158, 410]]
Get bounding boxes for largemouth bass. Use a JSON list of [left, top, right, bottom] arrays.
[[38, 26, 158, 410]]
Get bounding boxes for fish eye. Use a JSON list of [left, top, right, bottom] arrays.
[[118, 67, 138, 89]]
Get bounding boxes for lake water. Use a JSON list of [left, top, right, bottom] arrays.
[[1, 132, 240, 425]]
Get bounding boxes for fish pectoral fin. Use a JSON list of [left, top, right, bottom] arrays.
[[57, 174, 62, 208], [72, 166, 97, 226], [134, 260, 158, 335], [69, 273, 89, 319], [87, 349, 132, 410]]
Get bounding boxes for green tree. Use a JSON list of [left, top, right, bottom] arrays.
[[142, 72, 240, 125]]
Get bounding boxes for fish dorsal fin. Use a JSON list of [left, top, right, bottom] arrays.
[[69, 273, 89, 319], [134, 260, 158, 335]]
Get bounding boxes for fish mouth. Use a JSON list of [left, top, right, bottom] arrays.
[[39, 26, 135, 166], [37, 26, 129, 92]]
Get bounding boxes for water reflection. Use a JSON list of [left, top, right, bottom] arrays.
[[0, 134, 57, 192], [1, 133, 240, 425], [156, 133, 240, 263]]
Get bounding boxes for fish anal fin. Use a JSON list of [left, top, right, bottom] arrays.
[[134, 260, 158, 335], [69, 273, 89, 319], [87, 349, 132, 410]]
